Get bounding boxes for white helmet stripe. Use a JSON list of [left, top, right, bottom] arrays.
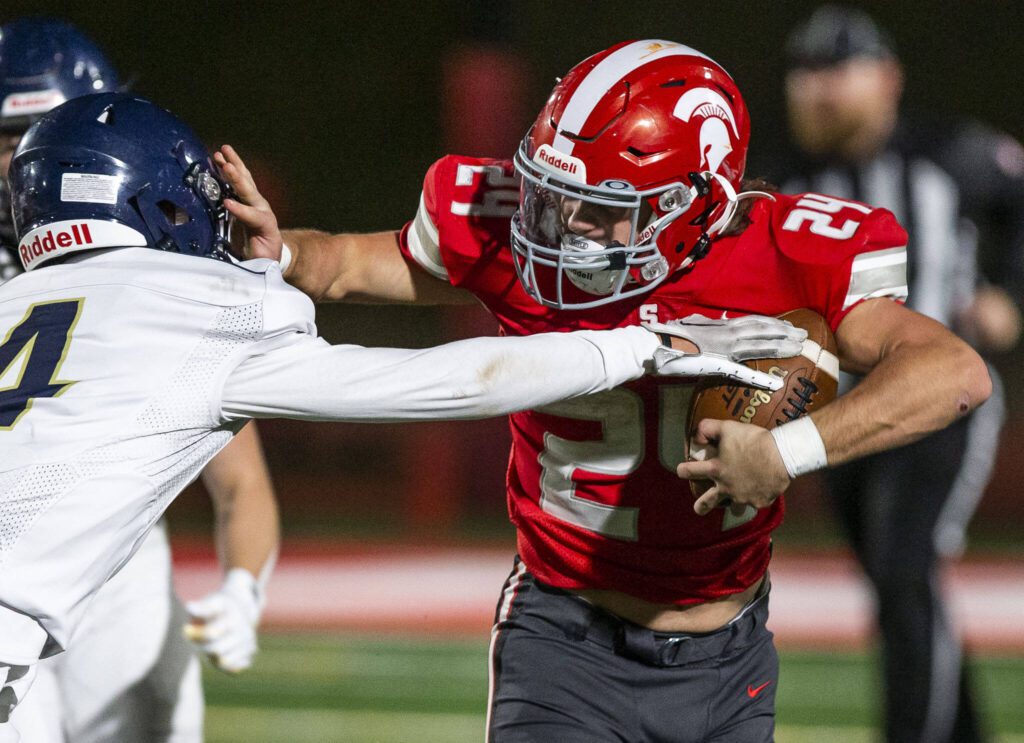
[[552, 40, 715, 156]]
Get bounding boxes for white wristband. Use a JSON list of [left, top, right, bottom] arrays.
[[278, 243, 293, 274], [770, 417, 828, 478]]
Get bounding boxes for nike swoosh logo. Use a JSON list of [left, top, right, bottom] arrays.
[[720, 310, 730, 319], [747, 681, 773, 698]]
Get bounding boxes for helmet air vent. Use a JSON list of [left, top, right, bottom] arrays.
[[625, 146, 669, 163], [712, 83, 734, 104]]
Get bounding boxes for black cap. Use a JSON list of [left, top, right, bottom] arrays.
[[786, 5, 896, 70]]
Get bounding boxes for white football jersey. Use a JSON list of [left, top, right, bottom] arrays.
[[0, 248, 312, 662], [0, 247, 659, 663]]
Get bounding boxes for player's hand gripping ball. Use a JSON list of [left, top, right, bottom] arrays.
[[686, 309, 839, 496]]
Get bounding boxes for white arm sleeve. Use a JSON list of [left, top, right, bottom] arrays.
[[219, 326, 659, 422]]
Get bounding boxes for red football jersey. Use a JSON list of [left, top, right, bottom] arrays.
[[400, 155, 908, 604]]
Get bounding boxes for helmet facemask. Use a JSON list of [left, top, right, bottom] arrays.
[[182, 157, 236, 259], [511, 140, 742, 310]]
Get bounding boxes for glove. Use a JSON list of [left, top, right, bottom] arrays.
[[646, 314, 807, 390], [185, 568, 263, 674]]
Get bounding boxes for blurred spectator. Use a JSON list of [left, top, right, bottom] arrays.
[[766, 6, 1024, 743]]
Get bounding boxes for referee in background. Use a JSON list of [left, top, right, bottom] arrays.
[[767, 6, 1023, 743]]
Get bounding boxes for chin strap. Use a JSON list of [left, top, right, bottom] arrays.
[[678, 173, 776, 272], [704, 172, 776, 236]]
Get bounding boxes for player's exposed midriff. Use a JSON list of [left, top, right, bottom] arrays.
[[574, 574, 765, 633]]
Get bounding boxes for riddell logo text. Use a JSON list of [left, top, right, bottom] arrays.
[[533, 144, 587, 182], [538, 148, 578, 175], [8, 95, 52, 109], [20, 223, 93, 265], [1, 91, 65, 117]]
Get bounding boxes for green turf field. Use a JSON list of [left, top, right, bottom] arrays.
[[203, 633, 1024, 742]]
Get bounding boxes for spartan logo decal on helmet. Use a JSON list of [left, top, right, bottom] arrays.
[[673, 88, 739, 176], [511, 40, 760, 310]]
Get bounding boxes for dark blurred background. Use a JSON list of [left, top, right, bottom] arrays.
[[6, 0, 1021, 547]]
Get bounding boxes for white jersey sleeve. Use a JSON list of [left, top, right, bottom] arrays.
[[219, 324, 659, 422]]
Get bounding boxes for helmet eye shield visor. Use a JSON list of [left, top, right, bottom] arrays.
[[510, 143, 696, 308]]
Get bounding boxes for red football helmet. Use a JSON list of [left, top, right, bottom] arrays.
[[511, 40, 753, 309]]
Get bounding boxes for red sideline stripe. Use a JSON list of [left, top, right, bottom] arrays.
[[171, 545, 1024, 652]]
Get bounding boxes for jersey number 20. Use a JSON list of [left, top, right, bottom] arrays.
[[537, 387, 757, 541], [0, 299, 83, 430]]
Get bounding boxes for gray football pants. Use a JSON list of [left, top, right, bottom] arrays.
[[487, 559, 778, 742]]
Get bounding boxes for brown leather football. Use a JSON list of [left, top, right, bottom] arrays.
[[686, 309, 840, 495]]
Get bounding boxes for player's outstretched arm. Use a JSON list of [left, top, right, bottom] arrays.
[[185, 423, 280, 674], [279, 228, 475, 305], [216, 144, 472, 305], [219, 315, 805, 424], [679, 299, 991, 514]]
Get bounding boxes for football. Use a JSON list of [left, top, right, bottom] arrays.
[[686, 309, 840, 495]]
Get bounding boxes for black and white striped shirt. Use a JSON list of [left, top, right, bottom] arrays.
[[765, 115, 1024, 331]]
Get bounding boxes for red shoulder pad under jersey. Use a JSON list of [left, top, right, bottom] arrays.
[[767, 192, 909, 331], [398, 155, 518, 287]]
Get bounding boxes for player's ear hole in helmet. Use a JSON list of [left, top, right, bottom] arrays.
[[9, 93, 235, 272]]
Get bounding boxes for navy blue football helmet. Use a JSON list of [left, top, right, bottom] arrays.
[[0, 18, 120, 133], [9, 93, 234, 270], [0, 18, 121, 251]]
